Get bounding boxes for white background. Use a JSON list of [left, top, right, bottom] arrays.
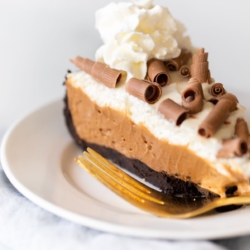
[[1, 0, 250, 130]]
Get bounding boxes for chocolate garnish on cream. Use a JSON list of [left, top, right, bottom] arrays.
[[235, 118, 249, 142], [179, 65, 191, 78], [71, 56, 122, 88], [198, 99, 232, 138], [217, 118, 249, 158], [147, 59, 170, 86], [217, 138, 248, 158], [125, 78, 162, 104], [210, 83, 226, 97], [182, 78, 204, 113], [70, 56, 94, 75], [158, 99, 189, 125], [208, 93, 238, 112], [166, 49, 192, 71], [190, 48, 210, 83], [91, 62, 122, 88]]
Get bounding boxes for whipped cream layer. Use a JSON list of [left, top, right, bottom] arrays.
[[69, 70, 250, 179], [95, 0, 185, 80]]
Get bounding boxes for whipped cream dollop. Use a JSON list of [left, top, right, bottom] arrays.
[[95, 0, 181, 80]]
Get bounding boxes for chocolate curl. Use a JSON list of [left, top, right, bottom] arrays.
[[217, 115, 249, 158], [235, 118, 249, 142], [70, 56, 94, 75], [182, 78, 204, 113], [217, 138, 248, 158], [166, 50, 192, 71], [198, 99, 232, 138], [217, 118, 250, 158], [179, 65, 190, 78], [91, 62, 122, 88], [147, 59, 170, 86], [188, 77, 204, 99], [125, 78, 162, 104], [190, 48, 209, 83], [210, 83, 226, 97], [70, 57, 122, 88], [158, 98, 189, 126], [208, 93, 238, 112]]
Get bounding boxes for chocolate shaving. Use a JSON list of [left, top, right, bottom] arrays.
[[125, 78, 162, 104], [235, 118, 249, 142], [147, 59, 170, 86], [189, 77, 204, 99], [70, 56, 122, 88], [208, 93, 238, 112], [179, 65, 190, 78], [166, 50, 192, 71], [158, 98, 189, 126], [91, 62, 122, 88], [70, 56, 94, 75], [190, 48, 210, 83], [182, 78, 204, 114], [217, 118, 249, 158], [210, 83, 226, 97], [198, 99, 232, 138], [217, 138, 248, 158]]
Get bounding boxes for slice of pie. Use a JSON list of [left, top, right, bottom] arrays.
[[63, 0, 250, 199]]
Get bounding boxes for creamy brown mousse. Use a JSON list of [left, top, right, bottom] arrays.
[[66, 77, 250, 197]]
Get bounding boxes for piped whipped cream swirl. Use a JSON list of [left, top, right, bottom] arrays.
[[95, 0, 181, 80]]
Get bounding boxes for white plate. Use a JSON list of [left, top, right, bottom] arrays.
[[2, 99, 250, 240]]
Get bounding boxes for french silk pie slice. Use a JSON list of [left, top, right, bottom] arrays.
[[63, 0, 250, 199]]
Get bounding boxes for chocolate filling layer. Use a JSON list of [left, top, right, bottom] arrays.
[[63, 94, 219, 199]]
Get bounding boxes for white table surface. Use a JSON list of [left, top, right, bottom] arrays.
[[1, 0, 250, 249]]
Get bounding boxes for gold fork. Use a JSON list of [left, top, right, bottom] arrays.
[[75, 148, 250, 219]]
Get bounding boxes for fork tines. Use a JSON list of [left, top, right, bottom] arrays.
[[75, 148, 164, 206]]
